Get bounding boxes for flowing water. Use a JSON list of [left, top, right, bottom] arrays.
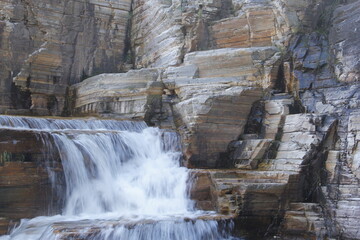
[[0, 116, 238, 240]]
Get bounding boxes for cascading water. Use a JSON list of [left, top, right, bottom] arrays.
[[0, 116, 239, 240]]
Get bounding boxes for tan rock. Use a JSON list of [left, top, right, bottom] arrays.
[[229, 139, 272, 169], [72, 69, 162, 119], [0, 0, 132, 114], [0, 162, 53, 229], [189, 171, 217, 211], [183, 47, 280, 87], [174, 86, 263, 167]]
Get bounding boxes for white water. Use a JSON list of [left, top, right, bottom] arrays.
[[0, 116, 237, 240]]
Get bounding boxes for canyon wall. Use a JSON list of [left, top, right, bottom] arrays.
[[0, 0, 131, 115], [2, 0, 360, 239]]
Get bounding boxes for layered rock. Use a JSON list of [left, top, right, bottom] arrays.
[[330, 0, 360, 82], [72, 69, 162, 120], [0, 0, 131, 114], [228, 139, 272, 170], [130, 0, 322, 70], [74, 44, 284, 167], [2, 0, 360, 238], [131, 0, 185, 68], [279, 203, 328, 240], [163, 46, 284, 167], [0, 162, 52, 235], [191, 107, 337, 237], [286, 8, 360, 235]]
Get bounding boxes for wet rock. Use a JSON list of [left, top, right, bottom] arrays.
[[189, 171, 217, 211], [0, 218, 9, 235], [0, 162, 53, 233], [0, 129, 46, 154]]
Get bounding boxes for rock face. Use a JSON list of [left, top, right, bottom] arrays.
[[279, 203, 328, 240], [72, 69, 162, 120], [0, 127, 60, 236], [0, 161, 53, 235], [330, 0, 360, 82], [73, 45, 282, 167], [0, 0, 131, 115], [2, 0, 360, 239], [130, 0, 322, 68]]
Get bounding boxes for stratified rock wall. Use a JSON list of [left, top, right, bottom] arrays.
[[330, 0, 360, 82], [3, 0, 360, 239], [72, 68, 163, 120], [280, 1, 360, 238], [0, 0, 131, 114], [131, 0, 185, 68]]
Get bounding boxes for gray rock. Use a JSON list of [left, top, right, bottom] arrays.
[[330, 0, 360, 82]]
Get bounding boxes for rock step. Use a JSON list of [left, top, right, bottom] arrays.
[[258, 160, 304, 172], [215, 182, 288, 194], [289, 203, 323, 212], [45, 214, 236, 239], [209, 170, 292, 181], [280, 203, 327, 239], [214, 178, 287, 184], [337, 185, 360, 199]]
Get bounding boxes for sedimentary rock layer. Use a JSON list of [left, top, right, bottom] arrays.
[[0, 0, 131, 114]]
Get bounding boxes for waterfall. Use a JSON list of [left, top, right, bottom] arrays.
[[0, 116, 238, 240]]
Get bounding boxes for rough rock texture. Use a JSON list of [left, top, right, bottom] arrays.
[[72, 69, 162, 120], [131, 0, 185, 68], [285, 6, 360, 235], [279, 203, 328, 240], [2, 0, 360, 239], [229, 139, 272, 170], [330, 0, 360, 82], [73, 45, 282, 167], [0, 161, 52, 235], [71, 1, 360, 238], [184, 99, 338, 238], [130, 0, 323, 69], [189, 171, 217, 211], [0, 0, 131, 115]]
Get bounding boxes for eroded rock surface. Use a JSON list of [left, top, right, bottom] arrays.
[[72, 69, 162, 120], [330, 0, 360, 82], [2, 0, 360, 239], [0, 0, 131, 114], [0, 162, 53, 235]]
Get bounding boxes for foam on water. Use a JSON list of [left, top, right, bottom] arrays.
[[0, 116, 238, 240]]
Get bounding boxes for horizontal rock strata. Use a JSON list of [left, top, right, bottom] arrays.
[[0, 0, 132, 114], [0, 162, 52, 235], [72, 69, 162, 119]]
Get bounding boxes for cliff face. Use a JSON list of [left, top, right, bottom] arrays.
[[0, 0, 131, 115], [72, 0, 360, 238], [130, 0, 322, 68], [2, 0, 360, 239]]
